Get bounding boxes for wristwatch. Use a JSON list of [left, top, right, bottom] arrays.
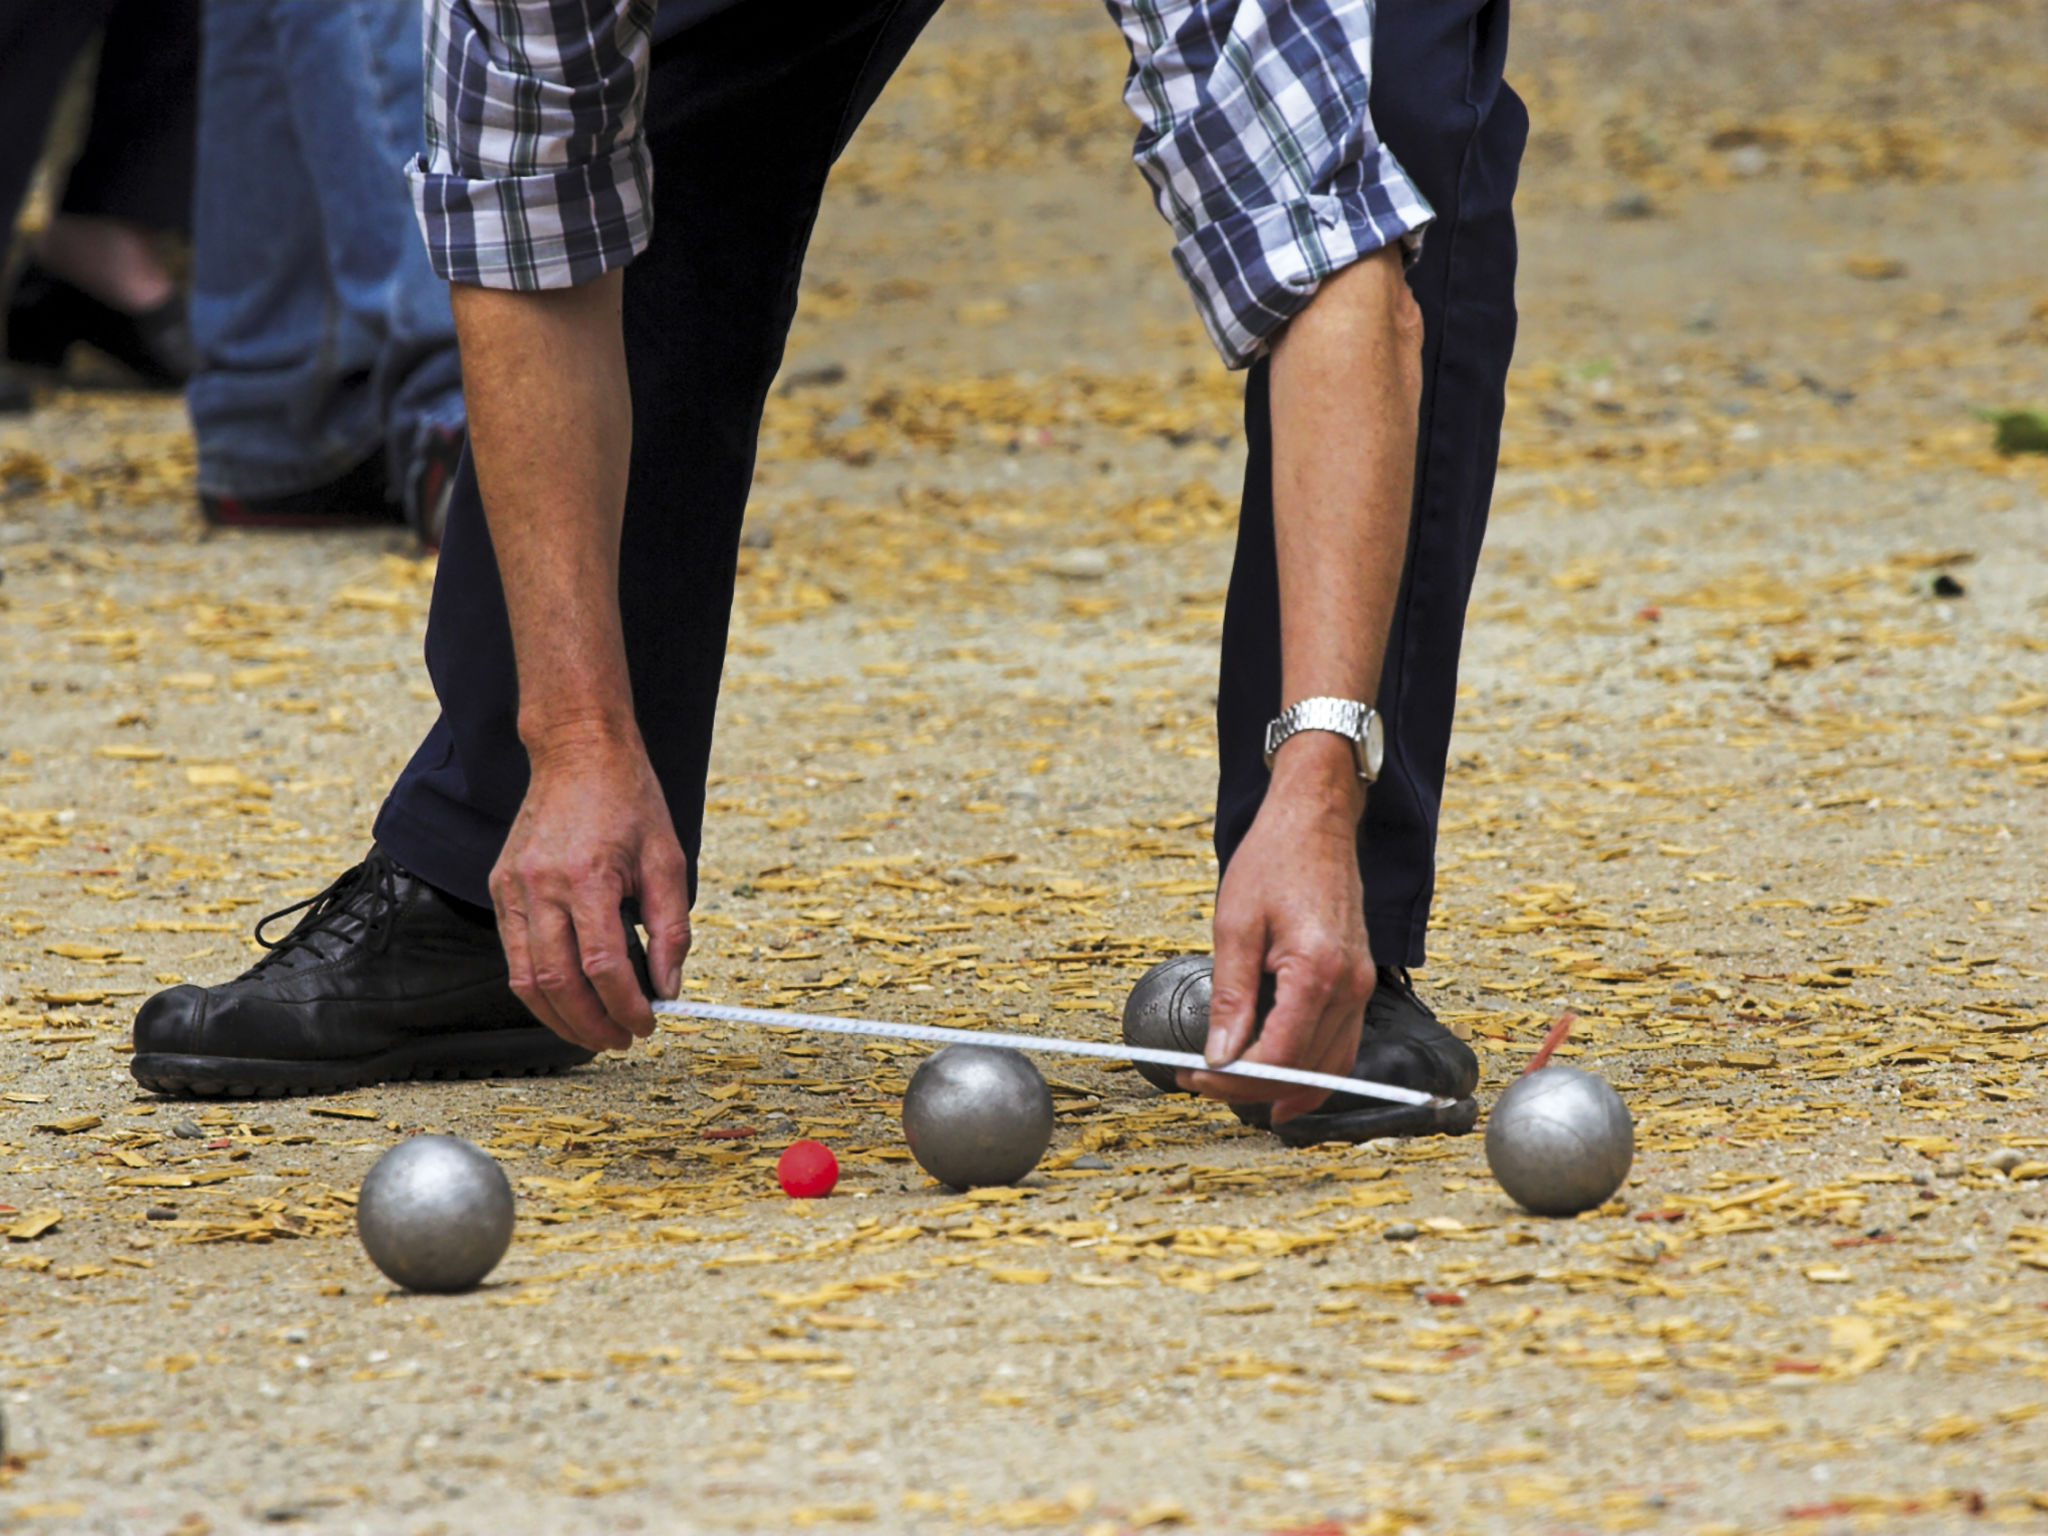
[[1263, 697, 1384, 783]]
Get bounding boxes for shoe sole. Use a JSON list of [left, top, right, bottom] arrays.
[[132, 1030, 595, 1099], [1270, 1093, 1480, 1148], [201, 504, 394, 531], [1235, 1093, 1481, 1145]]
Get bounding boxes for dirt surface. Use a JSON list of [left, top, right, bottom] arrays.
[[4, 3, 2048, 1532]]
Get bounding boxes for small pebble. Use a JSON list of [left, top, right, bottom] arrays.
[[172, 1120, 203, 1139], [1935, 1162, 1967, 1179], [1046, 547, 1110, 580], [1070, 1154, 1111, 1171], [1381, 1222, 1420, 1242], [145, 1205, 179, 1221], [1986, 1149, 2025, 1174]]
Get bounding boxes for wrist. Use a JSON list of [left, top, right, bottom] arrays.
[[519, 707, 643, 768], [1266, 732, 1369, 826]]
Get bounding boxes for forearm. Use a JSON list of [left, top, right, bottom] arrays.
[[450, 274, 636, 762], [1264, 246, 1424, 819]]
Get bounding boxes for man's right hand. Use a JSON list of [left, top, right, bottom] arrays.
[[489, 726, 692, 1053], [450, 273, 683, 1054]]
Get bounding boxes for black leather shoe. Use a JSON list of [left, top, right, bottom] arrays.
[[6, 263, 194, 388], [131, 847, 599, 1098], [1233, 968, 1480, 1146], [0, 363, 32, 415]]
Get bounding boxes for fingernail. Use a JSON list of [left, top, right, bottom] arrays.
[[662, 964, 682, 1000], [1204, 1026, 1229, 1067]]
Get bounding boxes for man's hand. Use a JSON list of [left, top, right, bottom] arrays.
[[491, 725, 691, 1053], [451, 272, 695, 1048], [1185, 246, 1422, 1117], [1181, 734, 1374, 1123]]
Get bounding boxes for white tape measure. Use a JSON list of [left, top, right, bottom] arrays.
[[650, 998, 1447, 1108]]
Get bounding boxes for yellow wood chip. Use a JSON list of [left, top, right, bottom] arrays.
[[1683, 1419, 1786, 1442], [5, 1209, 63, 1240], [1129, 1499, 1192, 1528], [33, 1114, 102, 1134], [789, 1503, 876, 1525]]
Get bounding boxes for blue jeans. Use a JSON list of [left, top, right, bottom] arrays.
[[187, 0, 461, 502]]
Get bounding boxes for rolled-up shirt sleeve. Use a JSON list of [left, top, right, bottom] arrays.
[[1108, 0, 1433, 370], [411, 0, 655, 290]]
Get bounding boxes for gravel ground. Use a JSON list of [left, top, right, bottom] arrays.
[[3, 4, 2047, 1533]]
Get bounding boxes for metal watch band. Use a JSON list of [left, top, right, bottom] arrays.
[[1263, 697, 1383, 783]]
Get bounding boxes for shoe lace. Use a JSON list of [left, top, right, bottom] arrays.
[[250, 855, 403, 969]]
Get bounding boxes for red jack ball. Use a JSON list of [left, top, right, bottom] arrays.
[[776, 1139, 838, 1198]]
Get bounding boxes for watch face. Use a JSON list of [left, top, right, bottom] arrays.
[[1363, 712, 1385, 779]]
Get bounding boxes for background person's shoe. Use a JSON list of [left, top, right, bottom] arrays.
[[199, 454, 398, 531], [1232, 968, 1480, 1145], [0, 363, 34, 415], [403, 422, 465, 549], [130, 846, 603, 1098], [5, 262, 195, 387]]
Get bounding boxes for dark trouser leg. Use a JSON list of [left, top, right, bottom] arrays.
[[374, 0, 944, 908], [0, 0, 118, 252], [1214, 0, 1527, 968], [58, 0, 201, 234]]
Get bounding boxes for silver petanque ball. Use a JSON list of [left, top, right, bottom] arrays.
[[357, 1134, 515, 1293], [902, 1044, 1055, 1189], [1485, 1065, 1635, 1217], [1122, 954, 1213, 1092]]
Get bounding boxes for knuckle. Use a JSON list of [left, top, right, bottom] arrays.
[[573, 853, 625, 886], [1304, 952, 1346, 988]]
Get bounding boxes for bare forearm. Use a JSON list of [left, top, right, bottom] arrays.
[[1264, 247, 1423, 818], [451, 274, 636, 760], [1193, 247, 1428, 1103]]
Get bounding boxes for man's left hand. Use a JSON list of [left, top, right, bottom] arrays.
[[1182, 733, 1374, 1124]]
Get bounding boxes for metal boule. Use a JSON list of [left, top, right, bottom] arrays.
[[356, 1133, 515, 1293], [1121, 954, 1213, 1092], [902, 1044, 1054, 1189], [1485, 1064, 1635, 1217]]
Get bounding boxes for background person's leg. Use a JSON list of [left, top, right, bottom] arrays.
[[186, 0, 383, 503], [57, 0, 201, 236], [375, 0, 947, 910], [0, 0, 114, 263], [1215, 0, 1526, 969], [264, 0, 461, 522]]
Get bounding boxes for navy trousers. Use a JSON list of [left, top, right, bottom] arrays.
[[376, 0, 1525, 971]]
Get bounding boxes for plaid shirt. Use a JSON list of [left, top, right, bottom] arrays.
[[411, 0, 1431, 368]]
